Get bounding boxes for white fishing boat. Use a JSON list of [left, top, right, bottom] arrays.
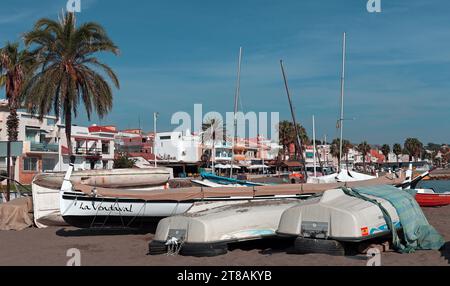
[[33, 167, 172, 228]]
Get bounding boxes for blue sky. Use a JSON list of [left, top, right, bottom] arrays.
[[1, 0, 449, 145]]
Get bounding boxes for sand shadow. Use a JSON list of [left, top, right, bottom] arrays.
[[56, 225, 157, 237], [227, 237, 296, 255], [440, 241, 450, 264]]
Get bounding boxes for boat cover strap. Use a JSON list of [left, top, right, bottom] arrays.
[[343, 185, 445, 253]]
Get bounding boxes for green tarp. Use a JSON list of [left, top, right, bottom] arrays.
[[344, 185, 445, 253]]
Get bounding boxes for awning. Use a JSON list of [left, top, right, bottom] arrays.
[[248, 165, 269, 170]]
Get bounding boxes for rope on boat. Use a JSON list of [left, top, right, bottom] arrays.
[[166, 237, 184, 256]]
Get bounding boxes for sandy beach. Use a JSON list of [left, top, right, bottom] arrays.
[[0, 205, 448, 266]]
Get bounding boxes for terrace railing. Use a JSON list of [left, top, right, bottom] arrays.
[[74, 147, 102, 157], [30, 142, 59, 153]]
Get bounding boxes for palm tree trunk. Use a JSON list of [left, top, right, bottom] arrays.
[[64, 100, 73, 156]]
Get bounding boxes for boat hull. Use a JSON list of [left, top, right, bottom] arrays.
[[416, 193, 450, 207], [32, 170, 171, 228], [34, 168, 171, 189], [60, 191, 193, 228]]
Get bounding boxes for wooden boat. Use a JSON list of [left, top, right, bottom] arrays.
[[415, 190, 450, 207], [33, 167, 172, 228], [34, 168, 172, 190]]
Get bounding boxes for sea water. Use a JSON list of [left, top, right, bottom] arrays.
[[416, 180, 450, 193]]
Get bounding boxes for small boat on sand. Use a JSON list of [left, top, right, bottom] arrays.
[[415, 189, 450, 207], [277, 185, 445, 255], [33, 167, 172, 228], [149, 199, 299, 257]]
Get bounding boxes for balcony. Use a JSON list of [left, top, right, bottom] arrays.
[[30, 142, 59, 153], [74, 147, 102, 157]]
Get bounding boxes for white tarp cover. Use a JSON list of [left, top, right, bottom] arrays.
[[307, 170, 375, 184]]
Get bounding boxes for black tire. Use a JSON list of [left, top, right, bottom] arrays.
[[294, 237, 345, 256], [148, 241, 167, 255], [180, 243, 228, 257]]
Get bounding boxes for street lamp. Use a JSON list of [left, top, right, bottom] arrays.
[[153, 112, 159, 168]]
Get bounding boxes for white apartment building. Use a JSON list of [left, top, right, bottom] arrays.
[[155, 129, 201, 163], [62, 125, 116, 171]]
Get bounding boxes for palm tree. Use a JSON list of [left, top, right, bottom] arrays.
[[330, 139, 352, 171], [342, 140, 353, 170], [202, 116, 226, 173], [404, 138, 423, 162], [0, 42, 35, 141], [330, 139, 341, 168], [22, 12, 120, 154], [393, 143, 402, 164], [357, 141, 371, 172], [277, 120, 308, 161], [278, 120, 294, 161], [381, 144, 391, 163]]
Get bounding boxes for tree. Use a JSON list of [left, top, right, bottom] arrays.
[[113, 153, 136, 169], [393, 143, 402, 164], [357, 141, 371, 171], [277, 120, 308, 161], [330, 139, 341, 168], [278, 120, 294, 161], [381, 144, 391, 163], [202, 116, 226, 173], [22, 12, 120, 155], [0, 42, 35, 141], [404, 138, 423, 162], [330, 139, 352, 170], [342, 140, 353, 170]]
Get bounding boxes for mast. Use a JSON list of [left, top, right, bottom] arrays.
[[230, 47, 243, 178], [280, 60, 308, 181], [313, 115, 317, 178], [338, 32, 347, 172]]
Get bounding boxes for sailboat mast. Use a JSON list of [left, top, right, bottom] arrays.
[[231, 47, 243, 178], [280, 60, 308, 181], [339, 32, 347, 172], [313, 115, 317, 178]]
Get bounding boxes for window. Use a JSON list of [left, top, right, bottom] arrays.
[[23, 157, 38, 171], [160, 136, 171, 140], [25, 127, 39, 143], [42, 158, 56, 172], [102, 141, 110, 154]]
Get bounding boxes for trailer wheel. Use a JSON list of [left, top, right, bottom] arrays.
[[180, 243, 228, 257], [148, 241, 167, 255], [294, 237, 345, 256]]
